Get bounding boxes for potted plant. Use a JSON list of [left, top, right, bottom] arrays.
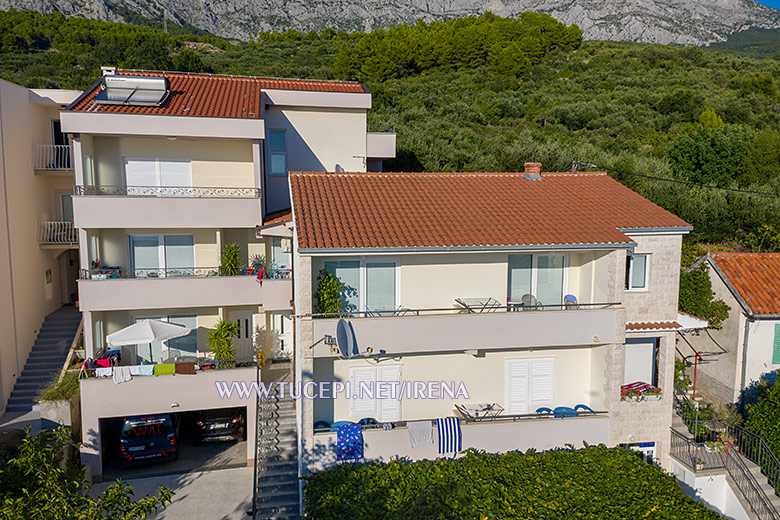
[[695, 459, 706, 471], [704, 441, 724, 453], [206, 319, 238, 368], [220, 243, 243, 276], [313, 269, 345, 318], [622, 389, 641, 402], [644, 387, 662, 401]]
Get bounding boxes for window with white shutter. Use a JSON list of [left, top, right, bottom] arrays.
[[529, 358, 555, 408], [506, 358, 555, 415], [376, 365, 402, 422], [506, 359, 529, 415], [350, 366, 377, 417]]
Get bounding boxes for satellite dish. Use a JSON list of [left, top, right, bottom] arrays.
[[336, 319, 357, 358]]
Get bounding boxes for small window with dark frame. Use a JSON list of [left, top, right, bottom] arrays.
[[625, 253, 649, 291]]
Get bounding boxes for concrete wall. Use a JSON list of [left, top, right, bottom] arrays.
[[744, 318, 780, 390], [671, 460, 750, 520], [311, 345, 609, 425], [80, 367, 258, 480], [89, 136, 255, 189], [0, 79, 80, 412], [304, 415, 609, 474]]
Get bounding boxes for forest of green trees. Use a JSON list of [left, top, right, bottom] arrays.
[[1, 9, 780, 247]]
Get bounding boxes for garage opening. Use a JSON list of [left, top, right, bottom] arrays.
[[100, 406, 248, 480]]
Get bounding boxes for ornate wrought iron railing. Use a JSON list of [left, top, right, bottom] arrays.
[[33, 144, 72, 170], [74, 185, 261, 198], [38, 221, 77, 244], [80, 266, 292, 280]]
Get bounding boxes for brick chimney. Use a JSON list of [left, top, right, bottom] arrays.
[[523, 162, 542, 179]]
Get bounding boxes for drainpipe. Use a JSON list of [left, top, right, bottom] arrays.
[[739, 317, 752, 409]]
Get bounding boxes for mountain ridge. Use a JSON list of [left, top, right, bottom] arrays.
[[0, 0, 778, 44]]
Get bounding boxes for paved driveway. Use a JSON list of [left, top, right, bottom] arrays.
[[91, 466, 259, 520]]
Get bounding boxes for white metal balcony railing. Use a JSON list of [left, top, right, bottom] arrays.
[[74, 185, 261, 198], [79, 266, 292, 280], [38, 221, 77, 244], [33, 144, 73, 170]]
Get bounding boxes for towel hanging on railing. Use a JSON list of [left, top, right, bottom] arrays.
[[436, 417, 462, 454]]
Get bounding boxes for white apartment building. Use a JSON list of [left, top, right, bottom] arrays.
[[0, 80, 81, 415], [60, 68, 395, 480], [290, 165, 696, 472]]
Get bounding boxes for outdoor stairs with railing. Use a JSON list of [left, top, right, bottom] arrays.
[[5, 307, 81, 413], [255, 396, 300, 520]]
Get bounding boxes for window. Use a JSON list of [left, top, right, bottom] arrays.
[[773, 324, 780, 365], [349, 365, 401, 422], [271, 237, 292, 267], [625, 253, 649, 291], [624, 338, 658, 386], [507, 254, 567, 306], [129, 234, 195, 278], [60, 194, 73, 222], [84, 155, 94, 186], [506, 358, 555, 415], [123, 158, 192, 193], [268, 130, 287, 176], [323, 258, 398, 314]]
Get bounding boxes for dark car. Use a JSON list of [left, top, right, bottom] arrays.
[[194, 408, 245, 445], [119, 414, 178, 467]]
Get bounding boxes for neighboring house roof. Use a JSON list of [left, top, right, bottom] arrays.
[[289, 171, 691, 251], [709, 252, 780, 317], [68, 69, 367, 118], [263, 209, 293, 226], [626, 321, 682, 332]]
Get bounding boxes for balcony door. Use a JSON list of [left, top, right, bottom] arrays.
[[124, 158, 192, 196], [129, 234, 194, 278], [508, 254, 567, 307], [229, 310, 254, 361]]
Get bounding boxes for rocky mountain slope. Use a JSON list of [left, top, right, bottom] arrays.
[[1, 0, 778, 44]]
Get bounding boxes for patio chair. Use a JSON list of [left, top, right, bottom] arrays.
[[574, 404, 595, 414], [536, 407, 553, 414], [521, 294, 541, 310], [564, 294, 578, 310], [553, 406, 578, 418]]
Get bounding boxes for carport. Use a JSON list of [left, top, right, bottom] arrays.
[[80, 367, 258, 482]]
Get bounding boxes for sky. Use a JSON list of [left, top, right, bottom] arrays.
[[756, 0, 780, 9]]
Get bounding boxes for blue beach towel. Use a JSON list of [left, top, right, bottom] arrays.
[[436, 417, 462, 454], [336, 424, 363, 461]]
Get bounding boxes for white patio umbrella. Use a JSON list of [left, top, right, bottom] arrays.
[[106, 319, 192, 363]]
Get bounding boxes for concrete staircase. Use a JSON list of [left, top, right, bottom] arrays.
[[5, 306, 81, 413], [255, 397, 300, 520]]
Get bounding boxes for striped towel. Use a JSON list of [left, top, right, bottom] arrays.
[[436, 417, 462, 454]]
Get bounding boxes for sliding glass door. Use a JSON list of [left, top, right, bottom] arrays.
[[507, 254, 567, 307], [130, 234, 194, 278], [130, 235, 160, 278]]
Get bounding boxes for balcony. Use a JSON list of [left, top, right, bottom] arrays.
[[38, 221, 77, 248], [33, 144, 73, 174], [77, 268, 291, 312], [72, 185, 263, 229], [366, 124, 396, 159], [305, 412, 609, 472], [310, 303, 619, 357]]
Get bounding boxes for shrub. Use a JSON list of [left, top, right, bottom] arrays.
[[679, 264, 730, 329], [206, 319, 238, 368], [219, 243, 243, 276], [313, 269, 345, 316], [303, 447, 721, 519], [38, 370, 79, 401]]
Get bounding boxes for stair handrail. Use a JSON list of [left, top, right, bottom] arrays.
[[673, 382, 701, 438], [57, 317, 83, 383], [722, 444, 780, 520]]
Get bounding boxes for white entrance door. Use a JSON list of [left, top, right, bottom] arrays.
[[230, 311, 254, 361], [272, 312, 293, 359]]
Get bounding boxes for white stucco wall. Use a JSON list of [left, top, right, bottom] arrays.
[[0, 79, 80, 412], [671, 460, 750, 520], [744, 318, 780, 389]]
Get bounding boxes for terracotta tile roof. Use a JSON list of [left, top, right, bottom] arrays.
[[263, 209, 292, 226], [710, 252, 780, 315], [289, 171, 691, 251], [69, 70, 367, 118], [626, 321, 682, 331]]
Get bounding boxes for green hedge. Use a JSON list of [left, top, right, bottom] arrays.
[[303, 447, 721, 519]]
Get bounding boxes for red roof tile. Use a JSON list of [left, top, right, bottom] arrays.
[[626, 321, 682, 331], [69, 70, 367, 118], [263, 209, 293, 226], [710, 252, 780, 315], [289, 171, 691, 250]]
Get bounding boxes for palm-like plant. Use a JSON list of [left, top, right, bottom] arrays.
[[206, 319, 238, 368], [220, 243, 243, 276]]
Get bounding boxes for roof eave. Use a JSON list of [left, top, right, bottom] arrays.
[[619, 226, 693, 234], [298, 242, 635, 255]]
